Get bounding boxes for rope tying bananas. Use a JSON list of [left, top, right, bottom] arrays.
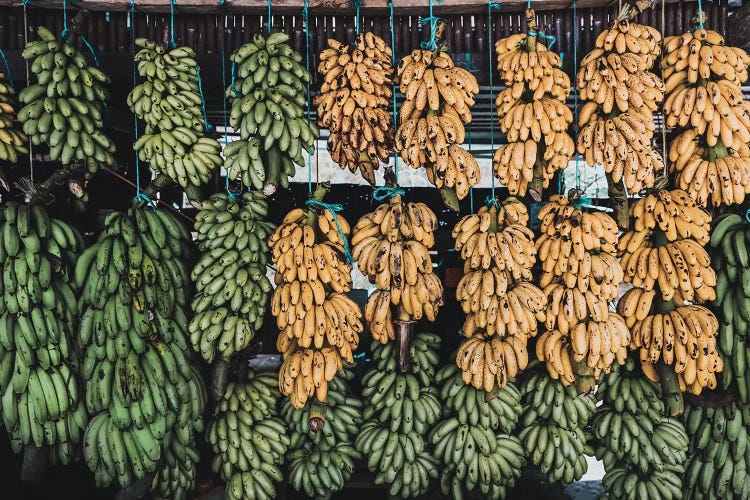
[[663, 21, 750, 207], [576, 8, 666, 194], [207, 370, 289, 500], [453, 199, 544, 390], [0, 69, 28, 165], [226, 32, 319, 195], [616, 189, 721, 395], [315, 33, 394, 185], [0, 203, 87, 466], [281, 365, 362, 498], [517, 362, 596, 485], [431, 364, 526, 499], [18, 26, 115, 177], [269, 200, 361, 408], [493, 9, 575, 196], [356, 333, 442, 498], [353, 194, 444, 341], [75, 207, 203, 488], [189, 192, 275, 363], [593, 360, 688, 500], [128, 39, 222, 191], [394, 39, 480, 200], [534, 195, 629, 387]]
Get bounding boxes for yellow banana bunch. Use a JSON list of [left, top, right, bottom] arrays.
[[315, 33, 394, 185], [394, 49, 480, 199], [456, 334, 531, 392], [492, 9, 575, 196], [268, 205, 361, 408], [592, 16, 662, 63], [623, 189, 711, 240], [353, 195, 444, 341], [0, 71, 27, 165], [535, 195, 629, 384]]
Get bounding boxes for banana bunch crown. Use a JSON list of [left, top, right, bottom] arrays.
[[128, 38, 222, 190], [189, 191, 275, 362], [0, 71, 29, 163], [19, 25, 116, 175]]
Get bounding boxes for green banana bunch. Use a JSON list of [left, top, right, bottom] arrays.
[[431, 364, 525, 499], [593, 360, 688, 499], [0, 70, 28, 165], [128, 38, 221, 190], [18, 26, 115, 176], [709, 213, 750, 401], [0, 202, 87, 466], [76, 206, 202, 488], [517, 362, 595, 485], [207, 369, 290, 500], [226, 32, 319, 195], [189, 192, 275, 362], [281, 365, 362, 499], [356, 333, 442, 498], [682, 399, 750, 499]]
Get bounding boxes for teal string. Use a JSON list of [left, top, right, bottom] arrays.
[[526, 0, 531, 7], [465, 51, 474, 214], [230, 61, 241, 97], [573, 0, 580, 191], [484, 195, 498, 208], [388, 0, 399, 183], [0, 49, 13, 88], [79, 35, 100, 67], [696, 0, 704, 30], [372, 186, 405, 201], [169, 0, 176, 48], [488, 1, 500, 200], [305, 199, 354, 264], [303, 0, 312, 194], [267, 0, 272, 33], [572, 196, 592, 208], [219, 11, 238, 200], [130, 0, 154, 209], [60, 0, 69, 39], [745, 208, 750, 224], [353, 0, 361, 35], [528, 30, 556, 50], [419, 15, 439, 50], [194, 67, 211, 132]]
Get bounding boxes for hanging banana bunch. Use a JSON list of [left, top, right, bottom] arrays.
[[593, 360, 688, 500], [128, 39, 222, 191], [576, 7, 666, 194], [315, 33, 394, 185], [663, 19, 750, 207], [0, 202, 87, 465], [709, 214, 750, 401], [189, 192, 275, 363], [281, 364, 362, 498], [206, 370, 289, 500], [493, 8, 575, 196], [269, 198, 361, 408], [617, 189, 721, 396], [394, 38, 480, 199], [430, 364, 526, 499], [0, 69, 28, 166], [452, 198, 545, 390], [356, 333, 442, 498], [534, 195, 629, 388], [517, 362, 596, 485], [226, 32, 318, 195], [76, 207, 203, 488], [18, 26, 115, 177], [352, 193, 444, 342]]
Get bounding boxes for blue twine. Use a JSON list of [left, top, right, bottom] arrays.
[[388, 0, 399, 183], [484, 195, 499, 208], [745, 208, 750, 224], [133, 192, 157, 210], [526, 0, 530, 7], [169, 0, 176, 48], [61, 0, 68, 38], [219, 10, 237, 199], [303, 0, 313, 194], [465, 51, 475, 214], [353, 0, 361, 35], [230, 61, 241, 97], [572, 196, 592, 208], [305, 199, 354, 264], [267, 0, 272, 33], [79, 35, 100, 67], [194, 66, 212, 132], [372, 186, 405, 201], [527, 30, 556, 50], [696, 0, 704, 31], [488, 0, 500, 200], [572, 0, 580, 191], [0, 49, 13, 89], [419, 16, 440, 50], [130, 0, 150, 208]]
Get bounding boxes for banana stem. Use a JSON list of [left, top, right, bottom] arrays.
[[305, 183, 330, 226], [141, 172, 173, 201], [488, 205, 498, 233], [606, 172, 629, 230], [210, 358, 230, 403], [707, 140, 729, 162], [529, 149, 545, 202], [308, 401, 328, 432], [394, 320, 416, 374], [573, 359, 596, 394], [20, 445, 47, 482]]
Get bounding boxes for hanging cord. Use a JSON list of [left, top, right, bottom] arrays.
[[219, 3, 239, 200], [305, 199, 354, 264], [388, 0, 399, 184], [465, 51, 474, 213], [0, 50, 13, 89], [169, 0, 177, 48], [23, 0, 33, 183], [488, 1, 501, 201], [745, 207, 750, 224], [372, 186, 405, 201], [572, 0, 580, 192], [419, 0, 442, 50], [660, 0, 668, 180], [303, 0, 313, 194], [484, 195, 499, 208], [267, 0, 272, 33], [194, 67, 211, 132], [353, 0, 361, 36]]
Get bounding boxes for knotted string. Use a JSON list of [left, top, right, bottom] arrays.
[[303, 0, 313, 194], [488, 1, 501, 200], [696, 0, 705, 31], [484, 195, 499, 208], [419, 0, 442, 50], [388, 0, 399, 183], [305, 199, 354, 264], [745, 208, 750, 224], [169, 0, 177, 48], [372, 186, 405, 201], [527, 30, 556, 50]]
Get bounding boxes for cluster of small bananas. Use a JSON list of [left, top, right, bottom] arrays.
[[281, 365, 362, 498], [315, 33, 394, 185], [683, 399, 750, 499], [19, 26, 115, 176], [0, 71, 27, 164], [576, 13, 665, 194], [431, 364, 526, 499], [709, 213, 750, 401], [395, 49, 480, 199], [356, 334, 442, 498], [617, 189, 721, 395], [453, 199, 544, 389], [535, 196, 629, 385], [493, 9, 575, 195], [189, 192, 275, 362], [353, 195, 444, 341], [128, 39, 221, 190], [593, 361, 688, 500], [517, 363, 596, 485], [226, 32, 318, 195], [75, 207, 203, 488], [269, 203, 361, 408], [0, 203, 87, 466], [207, 370, 289, 500]]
